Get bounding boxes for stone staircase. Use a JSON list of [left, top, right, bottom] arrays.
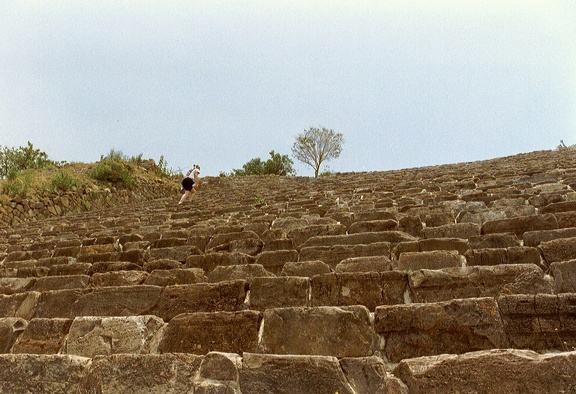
[[1, 149, 576, 393]]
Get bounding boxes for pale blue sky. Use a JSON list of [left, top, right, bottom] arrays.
[[1, 1, 575, 176]]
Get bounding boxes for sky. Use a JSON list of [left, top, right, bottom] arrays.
[[1, 1, 575, 177]]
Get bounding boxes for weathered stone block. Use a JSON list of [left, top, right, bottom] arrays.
[[539, 236, 576, 264], [335, 255, 393, 273], [64, 315, 164, 358], [397, 250, 463, 271], [482, 213, 558, 236], [159, 311, 261, 354], [312, 271, 407, 309], [239, 353, 356, 394], [207, 264, 274, 284], [464, 246, 542, 267], [82, 353, 202, 393], [68, 286, 162, 319], [249, 276, 310, 311], [258, 305, 376, 358], [12, 318, 72, 354], [254, 249, 299, 275], [408, 264, 552, 303], [154, 280, 247, 321], [550, 259, 576, 293], [281, 260, 332, 278], [0, 354, 89, 393], [375, 297, 508, 362], [300, 242, 391, 268], [143, 268, 204, 286], [91, 270, 149, 287], [0, 317, 27, 353], [393, 349, 576, 394], [422, 222, 481, 239], [30, 274, 90, 291], [523, 227, 576, 247]]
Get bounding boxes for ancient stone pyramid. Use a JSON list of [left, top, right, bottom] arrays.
[[1, 149, 576, 393]]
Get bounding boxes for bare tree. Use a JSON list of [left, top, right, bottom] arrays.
[[292, 127, 344, 178]]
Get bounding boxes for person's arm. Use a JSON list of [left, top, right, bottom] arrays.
[[194, 171, 200, 189]]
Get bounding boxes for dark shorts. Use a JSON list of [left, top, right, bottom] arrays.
[[182, 177, 195, 191]]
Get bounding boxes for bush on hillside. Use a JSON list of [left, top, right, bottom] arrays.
[[0, 141, 60, 178], [1, 168, 34, 197], [231, 150, 295, 176], [89, 149, 136, 189], [50, 170, 81, 193]]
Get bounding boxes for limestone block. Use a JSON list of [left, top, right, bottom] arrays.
[[498, 294, 576, 351], [249, 276, 310, 311], [239, 353, 356, 394], [523, 227, 576, 247], [457, 209, 506, 225], [482, 213, 558, 236], [335, 255, 393, 273], [254, 249, 299, 275], [300, 231, 417, 248], [229, 238, 263, 255], [550, 259, 576, 293], [464, 246, 542, 267], [186, 252, 255, 275], [158, 311, 261, 354], [0, 317, 27, 353], [312, 271, 407, 309], [340, 356, 408, 394], [539, 236, 576, 264], [0, 292, 39, 320], [82, 353, 202, 393], [258, 305, 376, 358], [422, 222, 481, 239], [281, 260, 332, 277], [65, 315, 164, 357], [91, 270, 149, 287], [467, 233, 522, 250], [89, 261, 142, 274], [393, 349, 576, 394], [408, 264, 552, 303], [153, 280, 247, 321], [68, 286, 162, 318], [30, 274, 90, 292], [150, 237, 187, 249], [348, 219, 398, 234], [12, 318, 72, 354], [397, 250, 463, 271], [418, 237, 470, 254], [0, 277, 36, 295], [149, 245, 195, 262], [261, 238, 295, 252], [206, 231, 261, 253], [143, 258, 183, 272], [287, 223, 347, 248], [555, 211, 576, 229], [144, 268, 204, 286], [539, 200, 576, 214], [375, 297, 508, 362], [49, 263, 92, 276], [207, 264, 274, 284], [0, 354, 89, 394], [300, 242, 391, 269]]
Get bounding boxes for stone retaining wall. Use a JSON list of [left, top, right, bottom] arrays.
[[0, 179, 177, 227]]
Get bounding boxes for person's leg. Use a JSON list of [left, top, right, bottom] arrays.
[[178, 190, 189, 204]]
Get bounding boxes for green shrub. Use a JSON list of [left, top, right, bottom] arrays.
[[50, 170, 81, 192], [154, 155, 178, 178], [0, 141, 61, 178], [89, 160, 136, 189], [1, 169, 34, 197]]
